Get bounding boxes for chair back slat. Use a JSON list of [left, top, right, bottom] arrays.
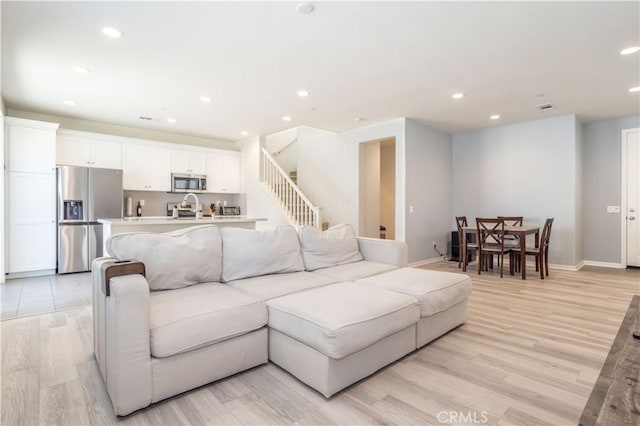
[[498, 216, 523, 227], [455, 216, 467, 232], [476, 217, 506, 248]]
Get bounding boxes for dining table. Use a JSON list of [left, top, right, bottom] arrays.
[[461, 224, 540, 280]]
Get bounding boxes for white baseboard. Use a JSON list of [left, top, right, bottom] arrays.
[[409, 256, 446, 267], [548, 262, 583, 272], [582, 260, 626, 269], [5, 269, 56, 280]]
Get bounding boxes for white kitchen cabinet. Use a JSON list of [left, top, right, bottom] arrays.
[[122, 144, 171, 191], [5, 117, 58, 174], [57, 132, 122, 169], [5, 117, 59, 275], [171, 149, 207, 175], [8, 172, 57, 273], [206, 151, 241, 193]]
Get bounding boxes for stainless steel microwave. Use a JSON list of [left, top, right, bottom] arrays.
[[171, 173, 207, 193]]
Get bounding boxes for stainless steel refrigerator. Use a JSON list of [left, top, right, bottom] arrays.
[[57, 166, 123, 273]]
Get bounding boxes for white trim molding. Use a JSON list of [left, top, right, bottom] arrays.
[[582, 260, 626, 269], [409, 257, 444, 267], [549, 262, 584, 272], [620, 127, 639, 268]]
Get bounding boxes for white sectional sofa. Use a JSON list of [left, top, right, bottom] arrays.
[[92, 224, 472, 416]]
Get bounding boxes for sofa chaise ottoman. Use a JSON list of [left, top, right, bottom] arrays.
[[355, 268, 472, 348], [267, 282, 420, 397]]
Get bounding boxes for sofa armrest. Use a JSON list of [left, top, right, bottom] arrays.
[[104, 273, 153, 416], [102, 261, 146, 296], [357, 237, 408, 267]]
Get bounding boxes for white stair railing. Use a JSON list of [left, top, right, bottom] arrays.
[[260, 147, 320, 227]]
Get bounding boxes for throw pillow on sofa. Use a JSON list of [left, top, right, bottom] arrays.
[[106, 225, 222, 290], [221, 226, 305, 282], [298, 224, 363, 271]]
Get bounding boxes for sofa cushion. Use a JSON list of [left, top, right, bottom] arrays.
[[149, 282, 267, 358], [106, 225, 222, 291], [298, 224, 363, 271], [356, 268, 472, 317], [267, 283, 419, 359], [227, 271, 337, 301], [221, 226, 304, 282], [310, 260, 397, 282]]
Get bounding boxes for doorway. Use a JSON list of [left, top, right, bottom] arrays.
[[359, 138, 396, 239], [622, 128, 640, 267]]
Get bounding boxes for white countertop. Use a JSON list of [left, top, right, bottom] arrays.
[[98, 216, 267, 226]]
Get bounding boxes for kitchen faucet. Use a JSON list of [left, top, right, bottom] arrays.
[[181, 192, 200, 215]]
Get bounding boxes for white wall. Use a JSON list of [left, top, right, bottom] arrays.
[[453, 115, 580, 267], [405, 119, 453, 263], [273, 139, 298, 177], [296, 126, 350, 227], [336, 119, 406, 236], [359, 141, 381, 238], [380, 140, 396, 240], [239, 135, 289, 229], [0, 109, 4, 283], [265, 127, 297, 154]]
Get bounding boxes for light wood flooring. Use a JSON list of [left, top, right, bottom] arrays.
[[1, 262, 638, 425]]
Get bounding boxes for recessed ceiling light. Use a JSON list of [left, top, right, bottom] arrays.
[[297, 90, 310, 97], [296, 3, 314, 15], [620, 46, 640, 55], [490, 115, 500, 120], [200, 96, 212, 103], [282, 116, 292, 121], [452, 93, 464, 99], [71, 66, 89, 73], [354, 117, 364, 122], [167, 118, 176, 124], [241, 131, 249, 136], [629, 86, 640, 93], [63, 100, 76, 106], [102, 27, 123, 38]]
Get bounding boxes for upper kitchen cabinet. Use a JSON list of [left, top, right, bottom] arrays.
[[57, 130, 122, 169], [171, 149, 207, 175], [5, 117, 59, 174], [122, 143, 171, 191], [206, 151, 241, 193]]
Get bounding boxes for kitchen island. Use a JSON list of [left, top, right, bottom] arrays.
[[98, 216, 267, 252]]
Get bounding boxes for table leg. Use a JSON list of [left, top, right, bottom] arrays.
[[520, 231, 526, 280]]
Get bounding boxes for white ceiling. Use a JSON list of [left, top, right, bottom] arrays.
[[2, 1, 639, 142]]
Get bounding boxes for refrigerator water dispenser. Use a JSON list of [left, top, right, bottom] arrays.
[[63, 200, 84, 220]]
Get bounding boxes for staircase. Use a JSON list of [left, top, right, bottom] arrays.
[[260, 147, 321, 227]]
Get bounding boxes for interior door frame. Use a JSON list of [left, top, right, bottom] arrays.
[[620, 127, 639, 267]]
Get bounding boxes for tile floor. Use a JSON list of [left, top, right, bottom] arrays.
[[0, 272, 91, 320]]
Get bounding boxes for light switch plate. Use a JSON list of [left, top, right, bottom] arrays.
[[606, 205, 620, 213]]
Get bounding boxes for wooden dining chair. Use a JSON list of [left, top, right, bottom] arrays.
[[455, 216, 478, 270], [512, 218, 554, 279], [476, 217, 513, 278], [499, 216, 524, 269]]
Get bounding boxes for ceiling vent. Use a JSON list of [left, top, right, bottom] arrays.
[[537, 103, 553, 111], [138, 116, 153, 121]]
